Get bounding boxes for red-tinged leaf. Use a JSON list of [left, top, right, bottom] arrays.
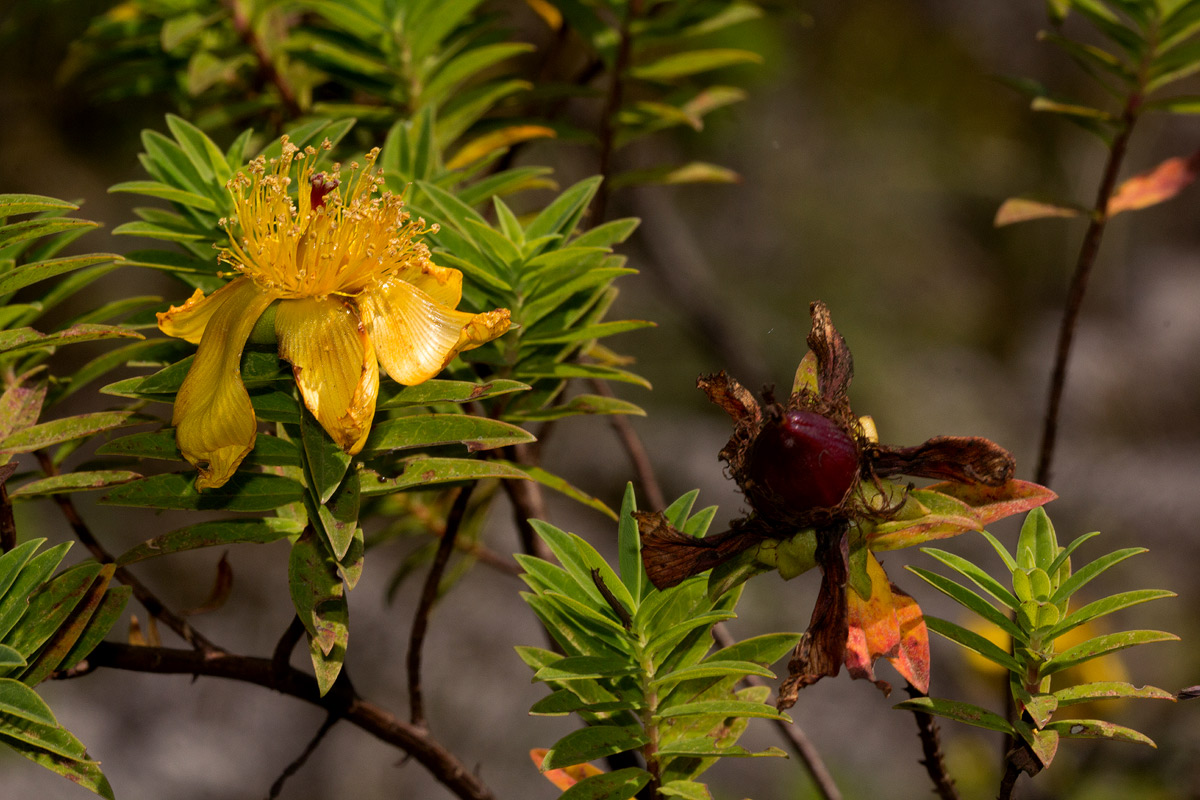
[[0, 377, 47, 445], [888, 584, 930, 693], [866, 488, 981, 552], [995, 197, 1086, 226], [530, 748, 605, 790], [1107, 151, 1200, 217], [919, 480, 1057, 527], [1045, 719, 1157, 747], [843, 552, 900, 690]]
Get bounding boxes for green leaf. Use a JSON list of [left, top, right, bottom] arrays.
[[377, 378, 529, 408], [316, 468, 360, 560], [494, 463, 617, 520], [559, 767, 651, 800], [0, 412, 135, 455], [301, 408, 351, 505], [0, 325, 142, 357], [0, 254, 119, 296], [57, 584, 130, 672], [116, 518, 303, 565], [616, 484, 643, 600], [1049, 547, 1147, 605], [1041, 630, 1179, 677], [0, 644, 26, 667], [288, 529, 347, 696], [0, 544, 71, 643], [108, 180, 217, 212], [525, 177, 603, 243], [907, 566, 1024, 640], [893, 696, 1014, 735], [503, 393, 645, 422], [0, 218, 96, 251], [7, 471, 141, 499], [0, 677, 57, 725], [0, 732, 114, 798], [514, 360, 651, 390], [920, 546, 1020, 610], [533, 656, 638, 682], [1054, 681, 1176, 706], [101, 472, 305, 512], [362, 413, 534, 454], [706, 632, 803, 667], [650, 660, 774, 690], [529, 689, 638, 715], [924, 616, 1023, 672], [360, 457, 529, 495], [655, 699, 789, 723], [1030, 96, 1116, 120], [631, 49, 762, 80], [21, 565, 121, 685], [3, 563, 104, 661], [1044, 719, 1157, 747], [542, 725, 648, 769], [0, 194, 78, 217], [521, 320, 654, 346], [655, 739, 785, 758], [1045, 588, 1176, 641]]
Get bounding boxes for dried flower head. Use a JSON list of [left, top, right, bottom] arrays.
[[638, 301, 1054, 706]]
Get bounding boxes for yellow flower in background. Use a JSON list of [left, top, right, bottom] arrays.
[[158, 138, 511, 490]]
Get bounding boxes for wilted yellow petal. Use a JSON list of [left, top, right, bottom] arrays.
[[157, 282, 245, 344], [172, 277, 275, 489], [362, 277, 510, 385], [275, 296, 379, 454]]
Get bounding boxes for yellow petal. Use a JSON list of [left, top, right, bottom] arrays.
[[275, 296, 379, 454], [157, 281, 247, 344], [395, 259, 463, 308], [361, 277, 510, 385], [172, 278, 275, 489]]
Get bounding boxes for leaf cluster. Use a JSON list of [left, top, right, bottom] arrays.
[[517, 485, 798, 799], [898, 507, 1177, 772], [0, 539, 130, 799]]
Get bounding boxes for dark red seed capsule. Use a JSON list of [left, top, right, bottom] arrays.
[[745, 410, 859, 512]]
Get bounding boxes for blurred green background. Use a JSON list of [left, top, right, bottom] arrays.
[[2, 1, 1198, 798]]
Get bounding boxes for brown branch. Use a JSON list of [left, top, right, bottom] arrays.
[[997, 758, 1023, 800], [33, 451, 222, 654], [589, 379, 665, 510], [272, 614, 307, 682], [711, 624, 841, 800], [904, 684, 959, 800], [407, 483, 474, 728], [1035, 95, 1142, 486], [78, 641, 496, 800], [222, 0, 303, 120], [592, 0, 642, 223], [267, 711, 339, 799], [501, 442, 552, 561]]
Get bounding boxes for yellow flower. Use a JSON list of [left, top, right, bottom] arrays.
[[157, 138, 511, 490]]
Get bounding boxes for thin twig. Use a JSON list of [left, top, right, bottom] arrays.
[[711, 624, 841, 800], [1035, 96, 1141, 486], [271, 615, 307, 684], [997, 759, 1023, 800], [407, 483, 474, 729], [904, 684, 959, 800], [78, 642, 497, 800], [34, 451, 222, 654], [501, 442, 552, 561], [588, 379, 666, 510], [592, 0, 641, 223], [222, 0, 303, 120], [267, 711, 340, 799]]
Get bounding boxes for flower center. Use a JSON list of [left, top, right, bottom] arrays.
[[220, 138, 435, 300]]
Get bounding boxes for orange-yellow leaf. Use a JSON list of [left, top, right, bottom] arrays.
[[887, 584, 930, 693], [995, 197, 1085, 226], [922, 479, 1057, 527], [529, 748, 604, 790], [1107, 151, 1200, 217], [446, 126, 557, 171], [844, 552, 900, 687]]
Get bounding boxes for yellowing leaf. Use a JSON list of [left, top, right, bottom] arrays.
[[446, 126, 557, 170], [844, 553, 900, 688], [1107, 151, 1200, 217], [995, 197, 1085, 226], [888, 584, 930, 693], [524, 0, 562, 29], [529, 748, 605, 790]]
